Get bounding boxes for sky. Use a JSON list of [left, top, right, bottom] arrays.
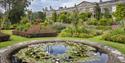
[[28, 0, 110, 12], [0, 0, 111, 12]]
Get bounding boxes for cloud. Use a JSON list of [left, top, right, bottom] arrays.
[[28, 0, 85, 12]]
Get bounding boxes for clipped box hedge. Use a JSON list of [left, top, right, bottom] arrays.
[[0, 32, 10, 42], [12, 30, 57, 38]]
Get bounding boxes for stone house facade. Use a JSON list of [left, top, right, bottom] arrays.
[[45, 0, 125, 16]]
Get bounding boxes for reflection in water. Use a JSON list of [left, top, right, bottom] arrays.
[[45, 45, 108, 63], [84, 52, 108, 63], [12, 45, 109, 63], [46, 45, 67, 55]]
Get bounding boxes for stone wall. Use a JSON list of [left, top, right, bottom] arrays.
[[0, 39, 125, 63]]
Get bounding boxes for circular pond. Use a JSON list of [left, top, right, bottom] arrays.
[[11, 42, 109, 63], [0, 40, 125, 63]]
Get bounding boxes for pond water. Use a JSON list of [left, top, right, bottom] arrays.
[[45, 45, 108, 63], [11, 43, 109, 63], [45, 45, 67, 55]]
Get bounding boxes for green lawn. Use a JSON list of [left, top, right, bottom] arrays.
[[0, 30, 125, 55]]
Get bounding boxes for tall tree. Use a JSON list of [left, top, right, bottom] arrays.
[[94, 3, 101, 20], [103, 8, 112, 18], [8, 0, 31, 24], [51, 10, 57, 22]]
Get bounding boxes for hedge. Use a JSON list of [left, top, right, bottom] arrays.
[[0, 32, 10, 42], [12, 30, 57, 38]]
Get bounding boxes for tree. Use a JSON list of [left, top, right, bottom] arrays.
[[58, 12, 71, 23], [0, 12, 3, 18], [51, 10, 57, 22], [37, 11, 46, 21], [8, 0, 31, 24], [32, 11, 46, 21], [114, 3, 125, 21], [94, 3, 101, 20], [103, 8, 112, 18]]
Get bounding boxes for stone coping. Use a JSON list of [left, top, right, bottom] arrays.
[[0, 39, 125, 63]]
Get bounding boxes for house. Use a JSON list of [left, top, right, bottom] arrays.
[[44, 0, 125, 16]]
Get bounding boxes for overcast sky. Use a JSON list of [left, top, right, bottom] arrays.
[[0, 0, 111, 12], [28, 0, 111, 12]]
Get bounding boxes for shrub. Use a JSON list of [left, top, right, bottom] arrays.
[[52, 22, 68, 33], [0, 32, 10, 42], [87, 18, 113, 26], [59, 25, 98, 38], [102, 33, 112, 41], [96, 26, 112, 30], [102, 28, 125, 44], [78, 33, 92, 38], [13, 22, 57, 38], [111, 28, 125, 35], [0, 18, 11, 30], [99, 18, 113, 26], [59, 31, 72, 37], [87, 18, 98, 25], [111, 34, 125, 43]]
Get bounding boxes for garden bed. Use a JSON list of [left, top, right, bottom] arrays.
[[0, 32, 10, 42], [12, 30, 57, 38]]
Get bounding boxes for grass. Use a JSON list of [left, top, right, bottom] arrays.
[[0, 30, 58, 48], [0, 30, 125, 54]]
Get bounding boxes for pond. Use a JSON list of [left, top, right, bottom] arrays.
[[11, 42, 109, 63]]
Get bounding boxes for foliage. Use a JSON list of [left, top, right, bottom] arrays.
[[15, 46, 50, 62], [87, 18, 99, 25], [79, 12, 92, 21], [102, 28, 125, 44], [59, 25, 98, 38], [0, 12, 3, 18], [0, 32, 10, 42], [94, 3, 101, 20], [58, 12, 72, 23], [52, 22, 68, 33], [87, 18, 113, 26], [71, 10, 79, 25], [113, 3, 125, 21], [103, 8, 112, 18], [32, 11, 46, 21], [51, 11, 57, 22], [8, 0, 31, 24], [0, 17, 11, 29], [16, 17, 31, 31], [66, 43, 89, 58], [96, 26, 112, 30], [99, 18, 113, 25], [0, 18, 2, 28]]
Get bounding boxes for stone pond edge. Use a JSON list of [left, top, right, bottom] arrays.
[[0, 39, 125, 63]]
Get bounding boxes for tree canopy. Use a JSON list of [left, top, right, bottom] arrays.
[[114, 3, 125, 21]]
